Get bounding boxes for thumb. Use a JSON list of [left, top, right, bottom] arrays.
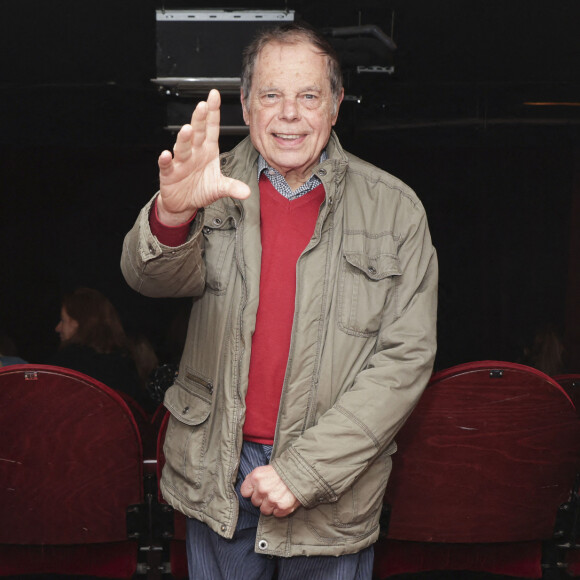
[[221, 176, 251, 201]]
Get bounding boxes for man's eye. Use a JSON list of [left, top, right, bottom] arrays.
[[304, 94, 316, 100]]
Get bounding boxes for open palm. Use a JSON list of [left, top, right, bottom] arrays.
[[157, 89, 251, 225]]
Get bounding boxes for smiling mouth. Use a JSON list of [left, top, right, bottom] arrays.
[[273, 133, 303, 140]]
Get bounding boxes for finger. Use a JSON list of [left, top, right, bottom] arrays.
[[251, 495, 263, 508], [239, 478, 253, 498], [158, 150, 174, 171], [271, 506, 293, 518], [189, 97, 209, 127], [205, 89, 221, 145], [257, 496, 277, 515], [190, 100, 209, 149], [172, 124, 194, 162]]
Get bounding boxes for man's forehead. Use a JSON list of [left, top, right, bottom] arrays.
[[253, 41, 330, 85], [257, 40, 326, 65]]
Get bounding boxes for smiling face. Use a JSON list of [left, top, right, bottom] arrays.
[[241, 40, 343, 190]]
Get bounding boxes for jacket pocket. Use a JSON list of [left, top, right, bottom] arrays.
[[338, 233, 401, 337], [202, 208, 236, 295], [162, 369, 213, 493]]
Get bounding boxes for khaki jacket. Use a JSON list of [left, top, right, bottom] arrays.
[[121, 132, 438, 557]]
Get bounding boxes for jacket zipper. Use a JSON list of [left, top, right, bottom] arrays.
[[185, 371, 213, 394], [272, 177, 336, 457]]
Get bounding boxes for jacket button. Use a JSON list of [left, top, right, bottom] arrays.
[[182, 407, 189, 414], [221, 524, 227, 532], [221, 158, 227, 166], [368, 266, 377, 275], [258, 540, 268, 550], [213, 217, 222, 226], [319, 168, 327, 176]]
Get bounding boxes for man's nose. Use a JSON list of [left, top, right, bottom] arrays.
[[279, 97, 299, 120]]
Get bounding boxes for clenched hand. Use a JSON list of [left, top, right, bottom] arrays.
[[240, 465, 301, 518]]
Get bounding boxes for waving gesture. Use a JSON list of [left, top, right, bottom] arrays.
[[156, 89, 251, 226]]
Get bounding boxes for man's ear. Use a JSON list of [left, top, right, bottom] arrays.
[[240, 88, 250, 126], [332, 88, 345, 125]]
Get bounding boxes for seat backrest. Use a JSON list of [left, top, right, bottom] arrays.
[[156, 410, 169, 491], [0, 364, 144, 545], [385, 360, 580, 543], [151, 403, 168, 447], [115, 389, 157, 459]]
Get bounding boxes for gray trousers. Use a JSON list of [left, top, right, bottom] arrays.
[[186, 441, 374, 580]]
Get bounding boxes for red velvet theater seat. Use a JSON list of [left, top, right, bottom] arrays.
[[0, 364, 143, 578], [374, 361, 580, 580], [150, 402, 168, 455], [116, 389, 156, 460]]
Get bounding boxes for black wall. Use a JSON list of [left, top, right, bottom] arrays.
[[2, 0, 579, 371]]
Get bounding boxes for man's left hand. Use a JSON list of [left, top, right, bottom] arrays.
[[240, 465, 301, 517]]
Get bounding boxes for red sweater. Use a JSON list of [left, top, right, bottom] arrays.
[[244, 177, 325, 444], [150, 177, 325, 445]]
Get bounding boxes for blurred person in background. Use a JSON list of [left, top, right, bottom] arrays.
[[0, 332, 27, 367], [49, 286, 155, 412]]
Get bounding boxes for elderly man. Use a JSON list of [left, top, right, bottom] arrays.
[[122, 22, 437, 580]]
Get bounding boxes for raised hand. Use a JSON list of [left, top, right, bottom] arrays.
[[240, 465, 301, 518], [156, 89, 251, 226]]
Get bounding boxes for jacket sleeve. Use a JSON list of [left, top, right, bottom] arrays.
[[271, 207, 438, 509], [120, 195, 207, 298]]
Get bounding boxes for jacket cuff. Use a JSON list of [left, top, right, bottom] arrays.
[[271, 447, 338, 509], [149, 197, 196, 247]]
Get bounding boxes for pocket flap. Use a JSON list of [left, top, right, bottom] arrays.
[[203, 205, 236, 232], [164, 370, 212, 426], [344, 251, 401, 281]]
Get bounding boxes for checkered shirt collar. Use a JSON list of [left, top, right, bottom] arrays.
[[257, 150, 328, 201]]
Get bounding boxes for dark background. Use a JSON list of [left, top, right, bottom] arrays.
[[1, 0, 579, 372]]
